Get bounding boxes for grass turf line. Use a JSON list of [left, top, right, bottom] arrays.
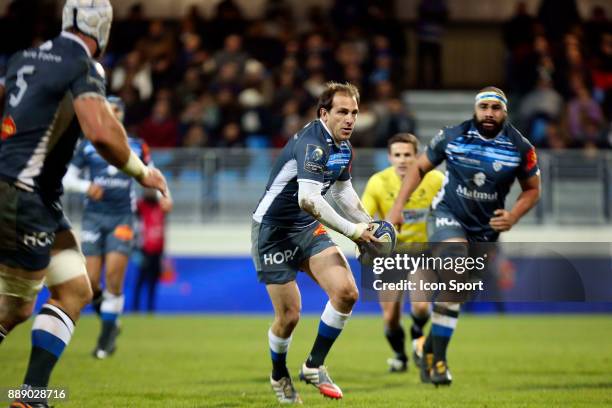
[[1, 315, 611, 407]]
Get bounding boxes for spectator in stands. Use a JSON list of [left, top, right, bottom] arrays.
[[519, 77, 564, 145], [590, 32, 612, 119], [208, 34, 249, 77], [139, 97, 181, 148], [567, 80, 606, 148], [111, 50, 153, 101], [145, 19, 180, 91], [275, 97, 305, 146], [554, 33, 593, 99], [218, 122, 245, 148], [371, 80, 417, 147], [238, 88, 272, 147], [543, 121, 571, 150], [182, 123, 209, 148], [178, 32, 208, 73]]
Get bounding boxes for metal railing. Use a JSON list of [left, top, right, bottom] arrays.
[[62, 148, 612, 225]]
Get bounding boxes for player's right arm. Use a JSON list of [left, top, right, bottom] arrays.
[[73, 94, 167, 196], [298, 180, 374, 242], [387, 130, 448, 226]]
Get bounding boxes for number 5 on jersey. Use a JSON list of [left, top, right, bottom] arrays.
[[10, 65, 35, 107]]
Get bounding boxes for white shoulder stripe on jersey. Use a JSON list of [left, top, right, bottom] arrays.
[[16, 132, 50, 188], [253, 159, 298, 223], [431, 170, 450, 210], [17, 93, 74, 188]]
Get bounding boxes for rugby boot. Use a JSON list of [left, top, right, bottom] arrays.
[[431, 360, 453, 387], [299, 364, 343, 399], [270, 375, 302, 404]]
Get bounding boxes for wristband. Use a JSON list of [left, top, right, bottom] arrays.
[[120, 151, 149, 180], [350, 222, 369, 241]]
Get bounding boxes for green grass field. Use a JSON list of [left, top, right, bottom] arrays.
[[1, 314, 611, 407]]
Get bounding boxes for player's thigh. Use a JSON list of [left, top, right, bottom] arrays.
[[85, 255, 103, 288], [80, 214, 105, 258], [301, 246, 357, 300], [104, 215, 135, 260], [104, 251, 129, 294]]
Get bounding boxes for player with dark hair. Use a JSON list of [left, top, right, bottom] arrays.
[[0, 2, 167, 406], [362, 133, 444, 372], [387, 87, 541, 386], [252, 82, 377, 403], [63, 95, 172, 359]]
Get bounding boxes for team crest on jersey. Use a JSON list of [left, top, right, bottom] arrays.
[[473, 172, 486, 187], [1, 116, 16, 140], [304, 144, 326, 174], [107, 165, 119, 176], [492, 161, 503, 172]]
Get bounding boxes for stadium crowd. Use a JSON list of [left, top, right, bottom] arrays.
[[1, 0, 611, 151]]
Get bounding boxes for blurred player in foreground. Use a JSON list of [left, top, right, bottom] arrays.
[[63, 96, 172, 358], [0, 1, 167, 407], [361, 133, 443, 372], [387, 87, 540, 386], [252, 82, 377, 403]]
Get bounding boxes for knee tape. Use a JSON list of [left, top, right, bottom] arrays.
[[45, 248, 88, 287]]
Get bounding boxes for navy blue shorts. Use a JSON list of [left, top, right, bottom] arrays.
[[81, 212, 135, 257], [251, 220, 336, 285], [427, 208, 498, 243], [0, 181, 71, 271]]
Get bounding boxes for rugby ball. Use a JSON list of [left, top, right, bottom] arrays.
[[359, 220, 397, 259]]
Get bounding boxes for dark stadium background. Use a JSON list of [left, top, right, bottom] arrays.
[[1, 0, 611, 314]]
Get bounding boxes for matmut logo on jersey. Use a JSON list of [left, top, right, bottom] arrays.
[[1, 116, 16, 140], [456, 185, 498, 202]]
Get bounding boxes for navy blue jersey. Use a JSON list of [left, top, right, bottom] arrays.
[[427, 120, 539, 239], [71, 136, 150, 215], [253, 120, 352, 228], [0, 32, 105, 203]]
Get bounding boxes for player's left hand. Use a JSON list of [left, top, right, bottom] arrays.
[[139, 168, 169, 197], [489, 209, 516, 232]]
